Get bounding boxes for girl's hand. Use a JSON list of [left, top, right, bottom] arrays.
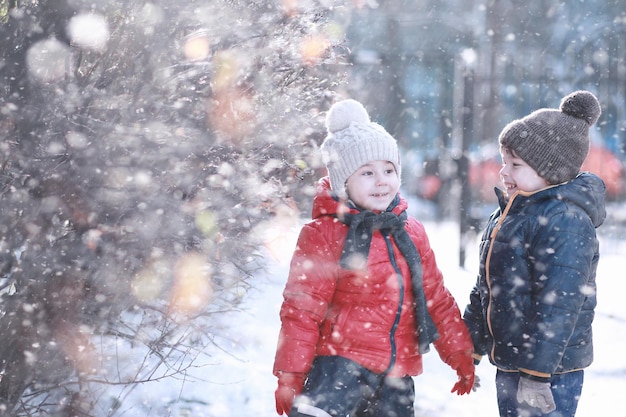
[[448, 351, 476, 395], [275, 372, 305, 415]]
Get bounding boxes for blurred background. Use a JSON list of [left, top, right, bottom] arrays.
[[334, 0, 625, 239]]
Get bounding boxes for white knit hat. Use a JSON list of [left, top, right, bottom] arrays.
[[320, 99, 401, 199]]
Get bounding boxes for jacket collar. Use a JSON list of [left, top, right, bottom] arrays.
[[494, 172, 606, 228]]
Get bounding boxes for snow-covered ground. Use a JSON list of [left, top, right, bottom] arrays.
[[129, 203, 626, 417]]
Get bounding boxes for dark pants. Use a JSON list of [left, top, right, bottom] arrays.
[[496, 369, 584, 417], [289, 356, 415, 417]]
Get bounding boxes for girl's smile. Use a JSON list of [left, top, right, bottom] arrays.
[[345, 160, 400, 211]]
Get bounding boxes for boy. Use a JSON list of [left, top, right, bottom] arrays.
[[463, 90, 606, 417]]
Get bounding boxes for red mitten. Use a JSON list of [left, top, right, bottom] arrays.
[[275, 372, 306, 415], [448, 352, 476, 395]]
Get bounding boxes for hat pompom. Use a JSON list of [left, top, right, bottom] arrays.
[[325, 99, 371, 133], [560, 90, 601, 126]]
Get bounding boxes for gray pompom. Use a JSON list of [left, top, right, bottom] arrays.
[[560, 90, 601, 126]]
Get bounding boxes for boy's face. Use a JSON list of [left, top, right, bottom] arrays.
[[345, 160, 399, 211], [499, 147, 548, 197]]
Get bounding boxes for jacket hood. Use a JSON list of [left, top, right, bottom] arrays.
[[496, 171, 606, 228], [565, 172, 606, 227], [311, 176, 407, 220]]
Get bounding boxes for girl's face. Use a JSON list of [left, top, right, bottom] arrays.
[[345, 160, 400, 211], [499, 147, 549, 197]]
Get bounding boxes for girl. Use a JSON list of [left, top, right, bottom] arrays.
[[274, 99, 476, 417]]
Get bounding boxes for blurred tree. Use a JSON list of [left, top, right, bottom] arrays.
[[0, 0, 347, 415]]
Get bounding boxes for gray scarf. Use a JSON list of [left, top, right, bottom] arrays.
[[337, 207, 439, 354]]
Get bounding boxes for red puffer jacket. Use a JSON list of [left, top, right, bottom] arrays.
[[273, 177, 472, 378]]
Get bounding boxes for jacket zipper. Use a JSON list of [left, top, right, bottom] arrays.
[[485, 193, 517, 361]]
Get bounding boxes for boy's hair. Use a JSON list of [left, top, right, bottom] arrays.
[[498, 90, 601, 185], [320, 99, 400, 199]]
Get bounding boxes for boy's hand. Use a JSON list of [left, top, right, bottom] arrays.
[[448, 352, 476, 395], [275, 373, 305, 415], [517, 374, 556, 413]]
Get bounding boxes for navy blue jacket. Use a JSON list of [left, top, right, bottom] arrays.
[[463, 172, 606, 376]]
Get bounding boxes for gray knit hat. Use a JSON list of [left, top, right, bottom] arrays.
[[321, 99, 400, 199], [499, 90, 601, 185]]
